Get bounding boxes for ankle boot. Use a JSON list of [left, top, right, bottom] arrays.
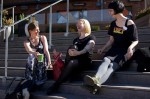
[[84, 75, 100, 87]]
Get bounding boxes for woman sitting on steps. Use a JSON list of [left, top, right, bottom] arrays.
[[47, 18, 96, 95], [84, 0, 139, 94]]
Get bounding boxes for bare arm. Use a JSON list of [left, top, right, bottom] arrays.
[[24, 40, 39, 58], [125, 20, 139, 59], [126, 40, 139, 59], [98, 36, 114, 54], [40, 35, 52, 68]]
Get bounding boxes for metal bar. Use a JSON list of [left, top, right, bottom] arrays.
[[100, 0, 103, 21], [11, 7, 15, 40], [64, 0, 69, 36], [4, 27, 8, 77], [0, 27, 5, 32], [8, 0, 63, 27], [1, 6, 16, 11], [1, 0, 3, 28], [0, 0, 63, 34], [0, 6, 16, 34], [49, 6, 52, 48]]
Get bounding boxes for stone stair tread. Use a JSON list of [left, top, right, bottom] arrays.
[[31, 90, 116, 99], [102, 84, 150, 91], [85, 70, 150, 75], [40, 80, 150, 91]]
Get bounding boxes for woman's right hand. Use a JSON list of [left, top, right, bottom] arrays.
[[33, 52, 40, 59], [68, 49, 77, 56]]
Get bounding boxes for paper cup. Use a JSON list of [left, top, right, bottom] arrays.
[[38, 54, 44, 62]]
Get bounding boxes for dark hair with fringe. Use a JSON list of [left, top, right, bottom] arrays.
[[108, 0, 125, 14], [28, 22, 37, 36], [28, 22, 36, 31]]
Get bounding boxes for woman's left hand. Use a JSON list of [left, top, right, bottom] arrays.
[[125, 48, 134, 60], [69, 49, 79, 56], [47, 62, 53, 69]]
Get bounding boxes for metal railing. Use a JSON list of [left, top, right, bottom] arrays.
[[0, 6, 16, 40], [0, 0, 69, 79]]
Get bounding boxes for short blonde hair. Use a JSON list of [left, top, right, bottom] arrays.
[[79, 19, 91, 35]]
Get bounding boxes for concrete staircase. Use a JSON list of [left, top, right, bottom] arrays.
[[0, 27, 150, 99]]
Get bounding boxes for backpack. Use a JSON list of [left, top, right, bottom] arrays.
[[134, 47, 150, 72], [5, 78, 24, 99]]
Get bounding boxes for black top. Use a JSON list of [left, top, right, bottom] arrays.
[[28, 36, 44, 54], [73, 35, 96, 61], [108, 19, 138, 49]]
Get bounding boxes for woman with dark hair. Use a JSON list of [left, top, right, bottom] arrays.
[[84, 0, 139, 94], [23, 22, 52, 99]]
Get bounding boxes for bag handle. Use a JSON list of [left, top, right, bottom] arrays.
[[52, 53, 62, 65], [5, 78, 16, 94]]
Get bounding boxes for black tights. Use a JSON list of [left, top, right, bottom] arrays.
[[48, 59, 79, 91]]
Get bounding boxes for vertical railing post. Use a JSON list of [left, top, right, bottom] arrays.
[[11, 7, 15, 40], [64, 0, 69, 37], [49, 6, 52, 49], [100, 0, 104, 21], [0, 0, 3, 29], [4, 27, 8, 77], [0, 0, 3, 40]]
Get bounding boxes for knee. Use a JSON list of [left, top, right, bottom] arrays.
[[103, 57, 111, 63], [22, 88, 30, 99], [109, 63, 119, 70]]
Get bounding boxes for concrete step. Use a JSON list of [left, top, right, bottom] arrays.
[[0, 59, 26, 68], [38, 81, 150, 99], [0, 32, 149, 47], [83, 71, 150, 86], [1, 79, 150, 99], [0, 40, 149, 54], [0, 53, 29, 59], [0, 59, 149, 87], [0, 52, 103, 61], [30, 90, 115, 99]]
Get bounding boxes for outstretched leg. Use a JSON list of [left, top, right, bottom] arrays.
[[99, 62, 119, 85], [84, 57, 111, 86], [47, 59, 79, 95]]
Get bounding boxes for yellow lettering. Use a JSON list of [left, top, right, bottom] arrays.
[[113, 27, 124, 34]]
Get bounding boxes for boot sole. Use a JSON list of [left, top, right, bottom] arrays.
[[84, 75, 95, 86]]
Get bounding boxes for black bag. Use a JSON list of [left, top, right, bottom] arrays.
[[134, 47, 150, 72], [5, 78, 24, 99]]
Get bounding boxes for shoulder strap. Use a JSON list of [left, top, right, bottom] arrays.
[[39, 35, 44, 47], [125, 19, 129, 27]]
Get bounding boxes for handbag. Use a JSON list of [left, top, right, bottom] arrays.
[[5, 78, 24, 99], [52, 49, 64, 80], [135, 47, 150, 72]]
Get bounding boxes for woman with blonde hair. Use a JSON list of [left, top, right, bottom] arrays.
[[47, 18, 96, 95]]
